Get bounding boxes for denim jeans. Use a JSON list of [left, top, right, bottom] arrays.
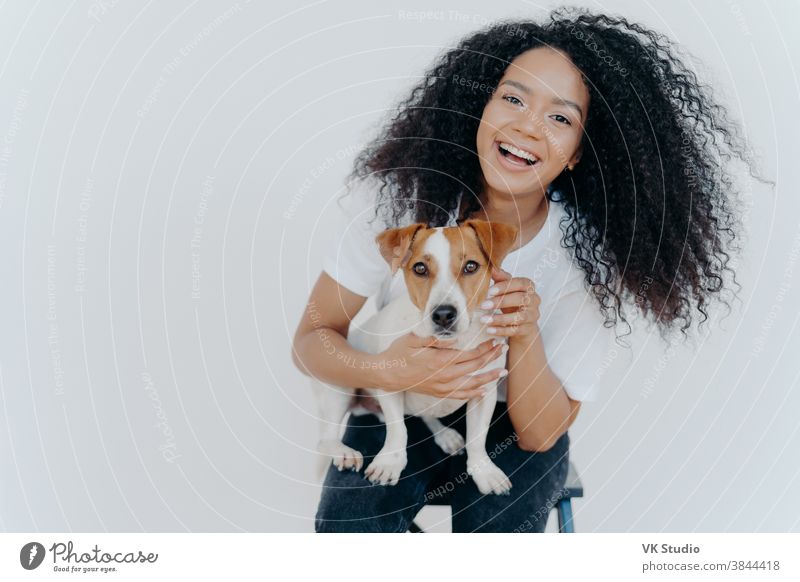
[[315, 402, 570, 533]]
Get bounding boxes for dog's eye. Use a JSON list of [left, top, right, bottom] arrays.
[[412, 262, 427, 276], [463, 260, 479, 274]]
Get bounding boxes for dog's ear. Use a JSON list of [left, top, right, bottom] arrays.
[[464, 219, 519, 270], [375, 223, 426, 275]]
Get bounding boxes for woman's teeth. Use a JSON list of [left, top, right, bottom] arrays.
[[498, 142, 538, 166]]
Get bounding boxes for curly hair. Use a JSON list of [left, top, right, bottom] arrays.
[[344, 7, 772, 344]]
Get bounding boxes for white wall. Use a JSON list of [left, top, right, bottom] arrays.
[[0, 0, 796, 532]]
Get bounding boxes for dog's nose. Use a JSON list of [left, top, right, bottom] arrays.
[[431, 304, 458, 329]]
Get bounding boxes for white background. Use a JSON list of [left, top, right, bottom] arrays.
[[0, 0, 797, 532]]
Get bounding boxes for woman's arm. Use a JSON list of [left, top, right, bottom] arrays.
[[293, 272, 506, 397], [479, 267, 582, 451], [292, 272, 386, 389], [504, 325, 582, 452]]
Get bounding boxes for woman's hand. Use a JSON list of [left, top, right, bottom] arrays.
[[374, 332, 508, 400], [480, 266, 541, 343]]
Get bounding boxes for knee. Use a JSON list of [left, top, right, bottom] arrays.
[[314, 489, 413, 533], [314, 489, 356, 532]]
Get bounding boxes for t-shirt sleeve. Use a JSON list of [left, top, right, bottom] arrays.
[[540, 283, 615, 402], [321, 180, 391, 298]]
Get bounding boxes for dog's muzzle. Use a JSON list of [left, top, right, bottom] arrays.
[[431, 303, 458, 335]]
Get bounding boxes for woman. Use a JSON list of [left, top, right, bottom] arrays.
[[292, 8, 768, 532]]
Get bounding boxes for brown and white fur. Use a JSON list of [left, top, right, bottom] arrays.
[[311, 219, 519, 495]]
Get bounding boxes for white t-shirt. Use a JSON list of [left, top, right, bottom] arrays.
[[322, 179, 615, 402]]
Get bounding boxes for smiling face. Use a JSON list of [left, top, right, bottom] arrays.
[[376, 220, 518, 338], [476, 46, 589, 196]]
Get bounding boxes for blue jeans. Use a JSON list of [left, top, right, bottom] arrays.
[[315, 402, 570, 532]]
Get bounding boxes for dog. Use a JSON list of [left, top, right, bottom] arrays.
[[311, 219, 519, 495]]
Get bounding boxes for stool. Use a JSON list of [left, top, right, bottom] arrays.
[[409, 461, 583, 533]]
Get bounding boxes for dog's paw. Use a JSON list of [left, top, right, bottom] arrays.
[[364, 450, 407, 486], [467, 458, 512, 495], [433, 427, 465, 456], [318, 439, 364, 472]]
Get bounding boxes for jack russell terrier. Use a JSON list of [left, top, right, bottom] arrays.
[[312, 219, 519, 495]]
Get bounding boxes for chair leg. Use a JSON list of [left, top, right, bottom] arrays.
[[557, 498, 575, 533]]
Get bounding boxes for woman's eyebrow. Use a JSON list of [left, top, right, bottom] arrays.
[[499, 79, 583, 118]]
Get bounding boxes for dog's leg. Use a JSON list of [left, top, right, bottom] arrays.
[[465, 386, 512, 495], [364, 390, 407, 486], [422, 416, 465, 456], [311, 380, 364, 475]]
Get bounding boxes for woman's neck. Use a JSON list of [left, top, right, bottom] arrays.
[[469, 186, 550, 251]]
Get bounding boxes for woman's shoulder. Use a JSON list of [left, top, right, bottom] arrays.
[[323, 178, 394, 298]]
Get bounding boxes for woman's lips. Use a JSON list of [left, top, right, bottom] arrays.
[[494, 141, 539, 173]]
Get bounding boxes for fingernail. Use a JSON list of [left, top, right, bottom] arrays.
[[487, 327, 497, 334], [480, 300, 494, 310], [501, 344, 509, 354], [498, 368, 508, 377], [480, 315, 492, 324], [488, 286, 499, 296]]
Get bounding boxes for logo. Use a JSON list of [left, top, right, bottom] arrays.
[[20, 542, 46, 570]]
